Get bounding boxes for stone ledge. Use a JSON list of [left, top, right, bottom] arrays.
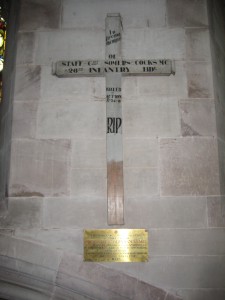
[[0, 235, 182, 300]]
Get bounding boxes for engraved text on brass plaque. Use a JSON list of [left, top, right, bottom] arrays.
[[84, 229, 148, 262]]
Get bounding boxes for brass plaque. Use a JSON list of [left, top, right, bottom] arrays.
[[84, 229, 148, 262]]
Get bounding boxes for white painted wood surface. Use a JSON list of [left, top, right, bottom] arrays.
[[52, 13, 175, 225]]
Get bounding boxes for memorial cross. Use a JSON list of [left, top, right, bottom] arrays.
[[52, 14, 175, 225]]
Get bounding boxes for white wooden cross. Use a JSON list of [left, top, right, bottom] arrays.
[[52, 14, 175, 225]]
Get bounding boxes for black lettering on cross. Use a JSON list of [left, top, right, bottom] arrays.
[[107, 117, 122, 133]]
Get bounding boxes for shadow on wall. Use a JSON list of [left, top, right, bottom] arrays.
[[0, 0, 19, 205]]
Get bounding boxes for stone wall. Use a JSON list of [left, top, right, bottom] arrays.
[[0, 0, 19, 207], [0, 0, 225, 299], [208, 0, 225, 201]]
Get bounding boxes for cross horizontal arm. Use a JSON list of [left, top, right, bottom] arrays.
[[52, 59, 175, 77]]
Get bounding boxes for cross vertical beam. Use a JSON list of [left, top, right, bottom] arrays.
[[52, 14, 175, 226], [105, 14, 124, 225]]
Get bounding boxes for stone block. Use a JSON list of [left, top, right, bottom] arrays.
[[133, 281, 166, 300], [179, 99, 216, 137], [77, 262, 137, 299], [215, 101, 225, 141], [150, 228, 225, 255], [57, 252, 170, 300], [0, 147, 9, 202], [215, 74, 225, 112], [0, 198, 43, 229], [35, 30, 105, 65], [109, 256, 225, 290], [124, 168, 158, 198], [186, 62, 213, 98], [57, 267, 177, 300], [9, 139, 71, 197], [41, 66, 105, 102], [124, 99, 180, 138], [2, 110, 13, 149], [8, 239, 62, 274], [14, 65, 41, 101], [124, 138, 158, 168], [44, 197, 107, 228], [0, 115, 5, 150], [56, 253, 112, 298], [165, 293, 182, 300], [133, 62, 187, 99], [160, 138, 220, 196], [125, 196, 207, 228], [0, 235, 62, 279], [16, 32, 35, 65], [210, 0, 225, 28], [62, 0, 166, 29], [19, 0, 61, 30], [122, 77, 138, 101], [212, 16, 225, 54], [71, 168, 106, 198], [3, 256, 58, 288], [123, 28, 185, 60], [138, 256, 225, 289], [0, 274, 53, 300], [0, 199, 7, 218], [57, 272, 125, 300], [0, 229, 13, 236], [0, 234, 11, 256], [37, 100, 105, 139], [217, 139, 225, 195], [53, 287, 95, 300], [15, 228, 83, 254], [177, 289, 225, 300], [72, 139, 106, 169], [12, 101, 38, 138], [207, 196, 225, 227], [213, 44, 225, 81], [186, 29, 211, 61], [0, 137, 6, 200], [167, 0, 208, 27]]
